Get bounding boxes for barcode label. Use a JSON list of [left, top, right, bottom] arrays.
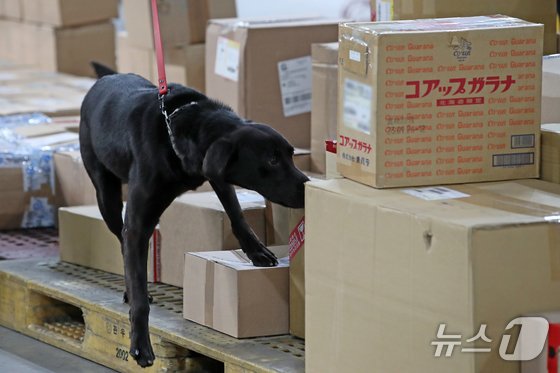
[[493, 152, 534, 167], [511, 134, 535, 149], [402, 187, 470, 201], [284, 93, 312, 105], [278, 56, 312, 117]]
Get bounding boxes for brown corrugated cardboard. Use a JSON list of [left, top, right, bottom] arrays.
[[116, 31, 155, 81], [306, 177, 560, 373], [183, 246, 289, 338], [0, 0, 23, 20], [123, 0, 236, 49], [371, 0, 556, 55], [53, 151, 97, 207], [206, 17, 340, 149], [311, 42, 339, 174], [542, 54, 560, 124], [159, 190, 267, 287], [20, 21, 116, 77], [288, 209, 305, 338], [22, 0, 118, 27], [338, 16, 543, 188], [154, 44, 206, 92], [0, 20, 25, 62], [58, 206, 160, 282], [541, 123, 560, 184]]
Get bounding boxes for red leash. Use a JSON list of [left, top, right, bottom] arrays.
[[150, 0, 168, 96]]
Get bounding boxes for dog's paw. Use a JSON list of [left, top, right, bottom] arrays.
[[248, 245, 278, 267], [130, 338, 155, 367], [123, 291, 153, 304]]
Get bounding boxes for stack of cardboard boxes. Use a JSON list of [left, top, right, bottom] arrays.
[[305, 15, 560, 373], [118, 0, 237, 92], [0, 0, 117, 77]]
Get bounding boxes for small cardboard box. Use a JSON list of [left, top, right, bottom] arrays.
[[22, 0, 118, 27], [541, 123, 560, 184], [20, 21, 116, 77], [311, 42, 339, 174], [159, 190, 267, 287], [306, 178, 560, 373], [541, 54, 560, 124], [338, 16, 543, 188], [0, 120, 79, 229], [122, 0, 236, 49], [206, 17, 340, 149], [183, 246, 289, 338], [371, 0, 557, 55], [59, 205, 160, 282]]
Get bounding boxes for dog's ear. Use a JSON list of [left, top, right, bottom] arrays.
[[202, 138, 234, 181]]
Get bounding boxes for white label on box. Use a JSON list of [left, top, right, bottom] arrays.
[[236, 191, 265, 205], [402, 187, 470, 201], [349, 50, 361, 62], [214, 36, 240, 82], [277, 56, 312, 117], [343, 78, 372, 135], [376, 0, 393, 21]]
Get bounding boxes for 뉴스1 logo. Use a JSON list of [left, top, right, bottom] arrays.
[[450, 36, 472, 62]]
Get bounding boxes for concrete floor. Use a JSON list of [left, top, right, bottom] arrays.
[[0, 326, 116, 373]]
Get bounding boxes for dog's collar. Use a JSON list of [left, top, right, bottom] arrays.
[[161, 101, 198, 159]]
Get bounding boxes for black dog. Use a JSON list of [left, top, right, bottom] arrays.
[[79, 63, 308, 367]]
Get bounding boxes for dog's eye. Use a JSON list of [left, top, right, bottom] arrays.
[[269, 155, 279, 166]]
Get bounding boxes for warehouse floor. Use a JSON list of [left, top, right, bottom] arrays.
[[0, 326, 116, 372], [0, 229, 116, 372]]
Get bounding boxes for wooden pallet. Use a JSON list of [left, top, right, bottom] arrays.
[[0, 259, 304, 373]]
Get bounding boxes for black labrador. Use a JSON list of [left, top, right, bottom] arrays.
[[79, 63, 308, 367]]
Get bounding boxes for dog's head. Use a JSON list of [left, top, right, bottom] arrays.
[[202, 123, 309, 209]]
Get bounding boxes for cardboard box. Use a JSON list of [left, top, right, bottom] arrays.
[[0, 0, 23, 20], [183, 246, 289, 338], [58, 206, 160, 282], [0, 118, 79, 229], [306, 178, 560, 373], [371, 0, 557, 55], [53, 151, 98, 207], [311, 42, 339, 174], [541, 123, 560, 184], [338, 16, 543, 188], [0, 19, 25, 62], [22, 0, 118, 27], [117, 32, 205, 92], [206, 17, 340, 149], [20, 21, 116, 77], [123, 0, 236, 49], [159, 190, 267, 287], [542, 54, 560, 124]]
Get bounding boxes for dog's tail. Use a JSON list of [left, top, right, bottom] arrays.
[[91, 61, 117, 79]]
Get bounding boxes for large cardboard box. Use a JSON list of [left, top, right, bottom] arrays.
[[116, 31, 155, 81], [306, 178, 560, 373], [541, 54, 560, 124], [53, 151, 97, 207], [123, 0, 236, 50], [338, 16, 543, 188], [371, 0, 557, 55], [183, 246, 289, 338], [311, 42, 339, 174], [20, 21, 116, 77], [159, 190, 267, 287], [206, 17, 340, 149], [22, 0, 118, 27], [58, 206, 160, 282], [541, 123, 560, 184]]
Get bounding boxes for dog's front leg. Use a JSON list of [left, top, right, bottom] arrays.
[[122, 183, 177, 368], [210, 181, 278, 267]]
